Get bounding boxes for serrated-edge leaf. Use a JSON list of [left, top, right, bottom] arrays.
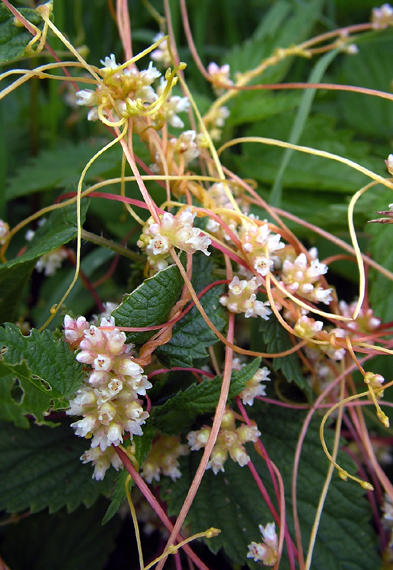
[[112, 262, 184, 345], [0, 323, 83, 400], [151, 358, 261, 434], [0, 5, 44, 63], [0, 419, 116, 514]]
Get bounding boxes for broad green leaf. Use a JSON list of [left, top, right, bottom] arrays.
[[0, 4, 44, 63], [0, 419, 116, 514], [235, 114, 385, 195], [155, 254, 228, 368], [0, 500, 121, 570], [112, 262, 185, 345], [255, 316, 309, 393], [6, 141, 122, 200], [151, 359, 261, 434], [368, 223, 393, 323], [161, 405, 379, 570], [0, 323, 83, 400], [0, 360, 52, 425], [0, 199, 89, 323], [227, 0, 322, 83], [228, 91, 300, 127], [339, 38, 393, 139]]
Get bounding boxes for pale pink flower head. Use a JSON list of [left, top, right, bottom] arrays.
[[247, 522, 278, 566]]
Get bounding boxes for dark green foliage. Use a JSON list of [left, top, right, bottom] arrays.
[[0, 4, 45, 62]]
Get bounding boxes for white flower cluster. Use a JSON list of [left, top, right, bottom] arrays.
[[64, 314, 151, 480], [219, 276, 271, 320], [232, 358, 271, 405], [239, 220, 285, 277], [137, 207, 211, 271], [187, 408, 260, 474], [35, 247, 68, 276], [371, 4, 393, 28], [75, 54, 189, 130], [0, 219, 10, 245], [280, 248, 332, 305], [247, 522, 278, 567], [140, 434, 189, 483]]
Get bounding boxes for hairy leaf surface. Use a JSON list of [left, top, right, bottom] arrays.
[[0, 419, 115, 514], [0, 4, 44, 62]]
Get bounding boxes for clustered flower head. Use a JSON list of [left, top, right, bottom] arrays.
[[137, 207, 211, 271], [280, 247, 332, 305], [0, 219, 10, 245], [371, 3, 393, 28], [35, 247, 68, 276], [239, 220, 285, 277], [219, 275, 271, 320], [154, 78, 190, 128], [187, 408, 261, 474], [141, 434, 189, 483], [247, 522, 278, 567], [64, 314, 151, 480], [75, 54, 162, 123]]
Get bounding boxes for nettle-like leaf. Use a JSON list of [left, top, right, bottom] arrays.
[[0, 323, 83, 425], [0, 500, 121, 570], [151, 358, 261, 435], [6, 141, 122, 200], [112, 262, 185, 345], [0, 4, 45, 63], [0, 198, 89, 323], [161, 405, 379, 570], [155, 254, 228, 368], [0, 419, 116, 514], [235, 114, 385, 195], [255, 316, 309, 393]]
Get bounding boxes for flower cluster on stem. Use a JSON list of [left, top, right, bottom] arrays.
[[64, 314, 151, 480], [141, 434, 189, 483], [187, 407, 260, 474]]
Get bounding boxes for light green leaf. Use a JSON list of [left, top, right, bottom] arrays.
[[161, 405, 379, 570], [6, 141, 122, 200], [0, 501, 121, 570], [0, 4, 44, 63], [235, 114, 385, 195], [339, 38, 393, 139], [151, 359, 261, 434], [0, 323, 83, 400], [112, 262, 185, 345], [0, 419, 116, 514]]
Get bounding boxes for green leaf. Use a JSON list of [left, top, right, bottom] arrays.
[[0, 4, 44, 63], [256, 316, 309, 393], [155, 254, 228, 368], [151, 358, 261, 435], [0, 199, 89, 323], [0, 370, 30, 428], [6, 141, 122, 200], [161, 405, 379, 570], [0, 500, 121, 570], [0, 323, 83, 398], [112, 262, 185, 345], [235, 114, 385, 195], [368, 223, 393, 323], [0, 419, 116, 514], [339, 38, 393, 139]]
